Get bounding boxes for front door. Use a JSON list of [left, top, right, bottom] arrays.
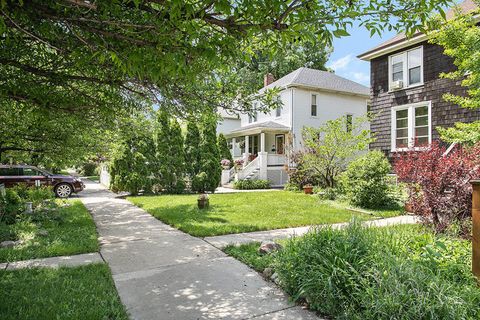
[[275, 134, 285, 154]]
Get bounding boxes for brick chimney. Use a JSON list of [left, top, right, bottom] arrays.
[[263, 73, 275, 87]]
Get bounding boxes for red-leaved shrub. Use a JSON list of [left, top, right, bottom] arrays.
[[394, 142, 480, 235]]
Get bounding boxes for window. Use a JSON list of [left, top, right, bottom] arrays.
[[346, 114, 353, 132], [22, 168, 43, 176], [311, 94, 317, 116], [391, 102, 431, 151], [389, 47, 423, 89], [248, 114, 253, 123], [0, 168, 20, 176]]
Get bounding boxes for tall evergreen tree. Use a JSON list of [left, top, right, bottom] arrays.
[[184, 121, 202, 178], [154, 110, 185, 193], [218, 133, 233, 164], [194, 116, 221, 192]]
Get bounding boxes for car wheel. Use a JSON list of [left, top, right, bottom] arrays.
[[55, 183, 72, 198]]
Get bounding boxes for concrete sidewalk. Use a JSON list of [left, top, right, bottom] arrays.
[[79, 181, 319, 320], [204, 215, 421, 249]]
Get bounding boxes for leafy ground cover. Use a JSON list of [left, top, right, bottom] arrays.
[[128, 191, 373, 237], [225, 223, 479, 320], [0, 264, 127, 320], [0, 200, 98, 262]]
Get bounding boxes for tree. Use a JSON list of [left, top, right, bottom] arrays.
[[0, 0, 450, 117], [429, 8, 480, 143], [109, 112, 156, 195], [194, 116, 221, 192], [300, 116, 373, 188], [184, 121, 202, 178], [153, 110, 185, 193], [217, 134, 233, 164]]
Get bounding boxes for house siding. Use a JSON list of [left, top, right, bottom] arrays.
[[369, 42, 480, 155]]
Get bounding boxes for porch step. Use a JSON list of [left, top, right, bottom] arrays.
[[244, 168, 260, 180]]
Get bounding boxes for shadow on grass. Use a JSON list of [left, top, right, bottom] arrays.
[[146, 204, 267, 237]]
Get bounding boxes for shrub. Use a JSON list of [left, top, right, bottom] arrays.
[[317, 187, 339, 200], [283, 182, 300, 192], [340, 151, 391, 208], [275, 222, 480, 319], [25, 186, 55, 207], [233, 179, 271, 190], [394, 142, 480, 234], [0, 189, 24, 224], [79, 162, 97, 176]]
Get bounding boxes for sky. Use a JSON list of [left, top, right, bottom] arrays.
[[326, 25, 397, 87]]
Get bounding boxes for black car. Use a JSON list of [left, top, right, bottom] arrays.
[[0, 165, 85, 198]]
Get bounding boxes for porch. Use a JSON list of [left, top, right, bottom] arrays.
[[223, 121, 290, 186]]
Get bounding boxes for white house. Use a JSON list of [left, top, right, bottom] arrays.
[[216, 108, 241, 135], [221, 67, 369, 187]]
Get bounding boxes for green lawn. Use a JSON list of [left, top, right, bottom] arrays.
[[128, 191, 374, 237], [0, 200, 99, 262], [86, 175, 100, 182], [0, 264, 128, 320]]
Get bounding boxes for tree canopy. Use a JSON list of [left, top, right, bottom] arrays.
[[429, 7, 480, 143], [0, 0, 451, 164]]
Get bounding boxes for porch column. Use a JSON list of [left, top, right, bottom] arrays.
[[231, 137, 237, 157], [243, 135, 250, 167], [260, 132, 265, 153], [258, 132, 268, 180]]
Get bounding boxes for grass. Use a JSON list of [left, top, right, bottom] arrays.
[[0, 264, 128, 320], [86, 175, 100, 182], [128, 191, 374, 237], [225, 223, 479, 319], [224, 242, 276, 272], [0, 200, 99, 262], [321, 199, 405, 218]]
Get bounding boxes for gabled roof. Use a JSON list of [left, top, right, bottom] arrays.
[[259, 67, 369, 97], [358, 0, 479, 61]]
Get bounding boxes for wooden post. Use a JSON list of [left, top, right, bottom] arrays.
[[472, 180, 480, 279]]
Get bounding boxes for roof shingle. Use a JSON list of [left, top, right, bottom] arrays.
[[259, 67, 369, 97]]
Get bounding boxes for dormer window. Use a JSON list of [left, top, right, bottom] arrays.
[[389, 46, 423, 90]]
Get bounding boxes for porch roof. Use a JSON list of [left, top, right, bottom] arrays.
[[225, 121, 290, 138]]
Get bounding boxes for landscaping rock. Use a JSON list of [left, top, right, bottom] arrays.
[[37, 229, 49, 237], [0, 240, 16, 248], [262, 267, 274, 278], [271, 272, 280, 285], [258, 241, 283, 255]]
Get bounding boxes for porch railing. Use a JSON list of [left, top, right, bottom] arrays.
[[239, 156, 260, 180]]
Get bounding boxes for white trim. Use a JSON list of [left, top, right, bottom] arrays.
[[358, 33, 426, 61], [388, 46, 424, 91], [391, 101, 432, 152]]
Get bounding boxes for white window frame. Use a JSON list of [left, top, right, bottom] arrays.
[[311, 94, 317, 117], [388, 46, 424, 91], [391, 101, 432, 152]]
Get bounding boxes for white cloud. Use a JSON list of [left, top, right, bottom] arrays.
[[327, 54, 353, 71], [351, 72, 369, 84]]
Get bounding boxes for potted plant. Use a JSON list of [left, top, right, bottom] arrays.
[[197, 193, 209, 209], [220, 159, 231, 170], [303, 184, 314, 194], [234, 159, 244, 171]]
